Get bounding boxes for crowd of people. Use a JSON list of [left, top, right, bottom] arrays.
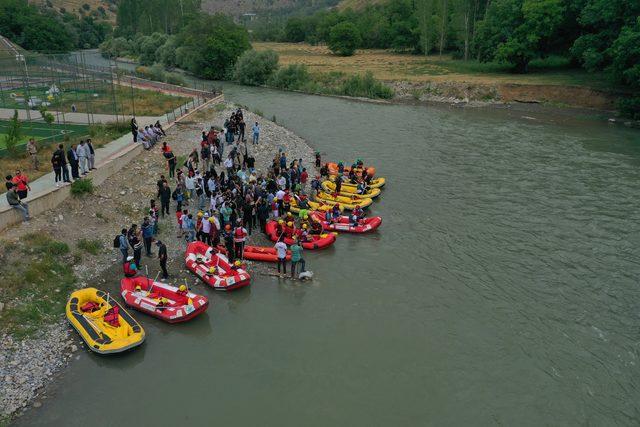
[[131, 118, 167, 150], [117, 108, 326, 279]]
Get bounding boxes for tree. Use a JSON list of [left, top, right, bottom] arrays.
[[3, 110, 22, 158], [284, 17, 307, 42], [233, 50, 280, 86], [175, 14, 250, 80], [328, 22, 361, 56], [474, 0, 565, 72]]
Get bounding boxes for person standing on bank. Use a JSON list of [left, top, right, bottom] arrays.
[[11, 170, 30, 200], [51, 146, 63, 187], [252, 122, 260, 145], [131, 117, 138, 142], [87, 139, 96, 170], [67, 144, 79, 180], [159, 181, 171, 218], [54, 144, 71, 183], [118, 228, 129, 264], [77, 140, 89, 175], [26, 138, 38, 170], [156, 240, 168, 280]]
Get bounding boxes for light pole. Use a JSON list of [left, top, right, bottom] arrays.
[[16, 54, 31, 122]]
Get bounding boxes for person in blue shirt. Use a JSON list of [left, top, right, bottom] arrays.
[[290, 238, 305, 278], [141, 217, 154, 257], [252, 122, 260, 145], [118, 228, 129, 264]]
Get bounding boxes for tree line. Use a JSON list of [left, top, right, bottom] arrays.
[[101, 12, 250, 80], [255, 0, 639, 117], [0, 0, 111, 52]]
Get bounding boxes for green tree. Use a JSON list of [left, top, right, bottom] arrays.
[[328, 22, 361, 56], [3, 110, 22, 157], [233, 50, 280, 86]]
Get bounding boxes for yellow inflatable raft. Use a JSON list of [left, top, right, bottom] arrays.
[[315, 192, 373, 210], [328, 175, 386, 189], [66, 288, 145, 354], [321, 181, 381, 198], [290, 198, 343, 214]]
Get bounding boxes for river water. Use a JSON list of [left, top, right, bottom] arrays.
[[16, 56, 640, 425]]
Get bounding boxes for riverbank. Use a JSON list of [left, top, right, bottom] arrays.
[[253, 42, 635, 117], [0, 102, 315, 422]]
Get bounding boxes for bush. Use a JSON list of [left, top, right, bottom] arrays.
[[268, 64, 312, 90], [2, 110, 22, 157], [77, 238, 102, 255], [619, 97, 640, 120], [328, 22, 361, 56], [135, 64, 185, 86], [339, 72, 394, 99], [233, 49, 280, 86], [70, 178, 94, 196]]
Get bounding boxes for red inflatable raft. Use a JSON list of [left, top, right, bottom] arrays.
[[265, 221, 337, 249], [217, 245, 291, 263], [310, 211, 382, 233], [185, 241, 251, 291], [120, 277, 209, 323]]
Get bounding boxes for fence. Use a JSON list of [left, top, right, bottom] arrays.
[[0, 49, 217, 150]]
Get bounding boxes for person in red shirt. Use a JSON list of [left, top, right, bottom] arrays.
[[300, 168, 308, 185], [12, 170, 30, 200]]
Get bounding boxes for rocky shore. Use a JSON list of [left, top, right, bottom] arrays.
[[0, 102, 316, 421]]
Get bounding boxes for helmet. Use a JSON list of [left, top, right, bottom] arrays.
[[197, 212, 204, 218], [135, 285, 141, 291], [225, 224, 231, 231], [303, 215, 308, 219], [287, 212, 293, 217], [209, 217, 215, 223], [302, 224, 308, 229], [234, 260, 242, 267], [278, 219, 284, 225], [179, 284, 187, 292], [208, 267, 216, 274], [287, 222, 293, 227], [161, 297, 168, 304]]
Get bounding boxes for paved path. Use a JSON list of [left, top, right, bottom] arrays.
[[0, 108, 160, 125]]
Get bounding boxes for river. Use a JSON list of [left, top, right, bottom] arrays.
[[16, 54, 640, 425]]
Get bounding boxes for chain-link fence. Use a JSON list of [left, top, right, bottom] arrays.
[[0, 49, 217, 154]]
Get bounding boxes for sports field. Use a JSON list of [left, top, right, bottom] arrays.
[[0, 120, 90, 149]]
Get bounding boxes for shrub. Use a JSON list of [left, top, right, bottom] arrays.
[[339, 72, 394, 99], [233, 49, 279, 86], [77, 238, 102, 255], [268, 64, 312, 90], [619, 97, 640, 120], [328, 22, 361, 56], [70, 178, 94, 196], [3, 110, 22, 157]]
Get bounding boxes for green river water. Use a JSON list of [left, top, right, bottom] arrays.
[[15, 77, 640, 425]]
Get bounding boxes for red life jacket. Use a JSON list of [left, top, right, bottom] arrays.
[[104, 306, 120, 327], [234, 227, 247, 242], [123, 262, 136, 277]]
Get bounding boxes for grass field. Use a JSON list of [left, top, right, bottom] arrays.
[[0, 84, 191, 117], [0, 121, 90, 149], [253, 42, 617, 90]]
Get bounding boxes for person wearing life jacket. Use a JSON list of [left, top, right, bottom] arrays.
[[348, 168, 357, 184], [337, 162, 344, 174], [207, 266, 218, 276], [157, 297, 169, 310], [283, 190, 292, 212], [324, 209, 333, 224], [233, 220, 247, 260], [331, 204, 341, 221], [231, 260, 242, 270], [353, 205, 365, 220], [320, 163, 329, 178], [285, 221, 295, 238], [300, 223, 311, 242], [177, 284, 188, 295], [276, 219, 285, 236], [123, 256, 138, 278], [298, 194, 310, 210], [310, 218, 323, 234]]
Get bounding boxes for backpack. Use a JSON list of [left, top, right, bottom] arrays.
[[113, 235, 121, 248]]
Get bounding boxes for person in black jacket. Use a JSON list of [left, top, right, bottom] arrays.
[[156, 240, 168, 280], [159, 181, 171, 218], [54, 144, 71, 183], [67, 144, 79, 180]]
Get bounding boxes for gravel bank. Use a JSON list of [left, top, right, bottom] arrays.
[[0, 101, 316, 421]]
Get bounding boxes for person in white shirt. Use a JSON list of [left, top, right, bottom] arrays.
[[76, 140, 89, 175], [224, 156, 234, 175], [274, 238, 288, 274], [207, 177, 216, 194], [184, 174, 195, 200], [277, 175, 286, 190]]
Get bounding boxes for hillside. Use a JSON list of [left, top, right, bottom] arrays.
[[337, 0, 384, 10], [201, 0, 340, 16], [33, 0, 117, 21]]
